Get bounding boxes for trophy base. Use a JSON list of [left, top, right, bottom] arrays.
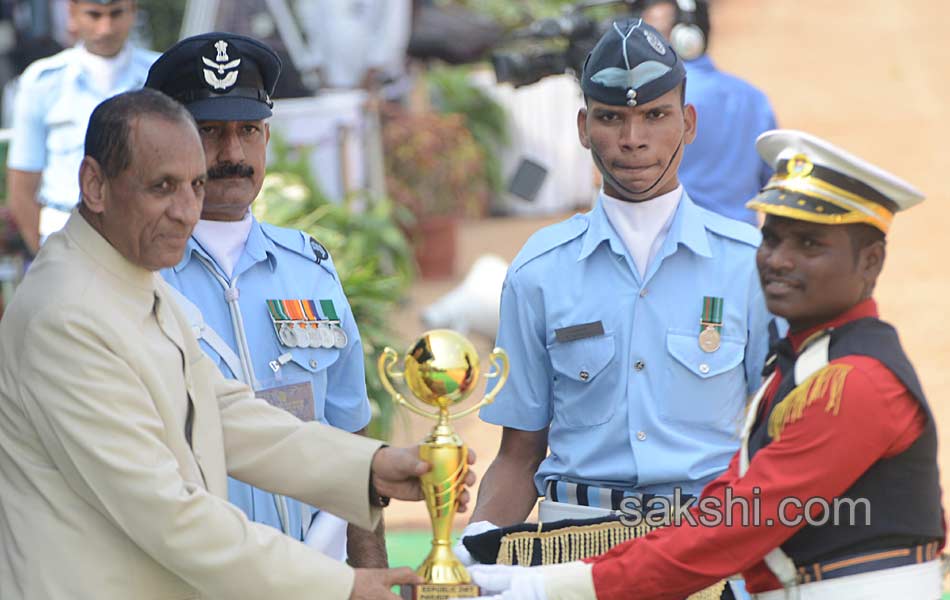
[[400, 583, 481, 599]]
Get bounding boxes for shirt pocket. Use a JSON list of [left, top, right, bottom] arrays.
[[548, 334, 618, 428], [282, 347, 342, 423], [661, 329, 747, 428]]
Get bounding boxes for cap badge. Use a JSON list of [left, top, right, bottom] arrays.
[[591, 61, 672, 91], [644, 29, 666, 55], [201, 40, 241, 91], [786, 153, 814, 178]]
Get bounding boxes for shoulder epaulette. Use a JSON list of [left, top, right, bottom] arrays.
[[700, 208, 761, 248], [19, 49, 73, 84], [510, 213, 590, 272], [259, 222, 335, 270]]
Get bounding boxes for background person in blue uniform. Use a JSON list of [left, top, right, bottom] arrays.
[[463, 18, 770, 598], [146, 33, 387, 567], [639, 0, 777, 225], [6, 0, 157, 253]]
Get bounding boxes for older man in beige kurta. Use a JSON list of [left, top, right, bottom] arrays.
[[0, 209, 385, 599]]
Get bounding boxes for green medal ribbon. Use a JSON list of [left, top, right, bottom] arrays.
[[700, 296, 724, 332], [266, 299, 291, 322], [319, 299, 339, 322]]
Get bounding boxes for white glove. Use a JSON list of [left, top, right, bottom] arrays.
[[463, 564, 547, 600], [453, 520, 499, 566]]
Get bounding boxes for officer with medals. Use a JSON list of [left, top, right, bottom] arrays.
[[6, 0, 157, 252], [146, 33, 386, 566], [461, 18, 771, 600], [461, 131, 944, 599]]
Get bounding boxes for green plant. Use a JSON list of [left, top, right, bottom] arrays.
[[427, 65, 510, 196], [382, 104, 491, 220], [253, 137, 415, 440]]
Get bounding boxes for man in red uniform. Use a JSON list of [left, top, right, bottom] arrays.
[[465, 130, 945, 600]]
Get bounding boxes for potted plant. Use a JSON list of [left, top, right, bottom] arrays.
[[381, 102, 492, 279]]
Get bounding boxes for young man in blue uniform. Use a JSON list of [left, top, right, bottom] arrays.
[[145, 33, 386, 567], [463, 18, 771, 599], [462, 129, 943, 600], [639, 0, 777, 225], [6, 0, 157, 252]]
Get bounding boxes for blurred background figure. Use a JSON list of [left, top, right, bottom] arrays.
[[639, 0, 776, 225], [295, 0, 412, 98], [5, 0, 156, 253]]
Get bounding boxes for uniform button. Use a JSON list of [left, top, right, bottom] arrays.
[[639, 289, 648, 298], [636, 431, 647, 441], [634, 360, 645, 371], [579, 370, 590, 381], [309, 359, 318, 369], [699, 363, 710, 374]]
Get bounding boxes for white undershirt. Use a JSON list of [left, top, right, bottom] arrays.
[[191, 212, 254, 278], [76, 43, 131, 95], [601, 185, 683, 279]]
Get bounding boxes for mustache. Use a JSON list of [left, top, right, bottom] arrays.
[[207, 162, 254, 179]]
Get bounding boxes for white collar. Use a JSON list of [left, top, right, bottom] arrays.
[[76, 42, 132, 94], [191, 212, 254, 278], [601, 185, 683, 279]]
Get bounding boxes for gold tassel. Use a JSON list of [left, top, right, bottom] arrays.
[[768, 364, 853, 441], [495, 519, 660, 566], [494, 517, 727, 599]]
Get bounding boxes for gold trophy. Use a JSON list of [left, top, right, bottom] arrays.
[[378, 330, 509, 600]]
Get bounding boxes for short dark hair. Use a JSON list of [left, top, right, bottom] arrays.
[[847, 223, 886, 263], [84, 88, 195, 179]]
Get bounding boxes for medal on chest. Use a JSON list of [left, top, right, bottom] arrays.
[[266, 299, 348, 350], [698, 296, 723, 353]]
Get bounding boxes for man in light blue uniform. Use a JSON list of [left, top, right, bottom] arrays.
[[147, 33, 385, 567], [464, 18, 769, 599], [640, 0, 777, 225], [6, 0, 156, 252]]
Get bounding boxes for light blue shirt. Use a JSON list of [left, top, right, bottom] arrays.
[[162, 218, 372, 538], [480, 192, 771, 497], [680, 55, 777, 225], [6, 44, 157, 209]]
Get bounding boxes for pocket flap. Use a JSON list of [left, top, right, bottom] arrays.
[[549, 334, 616, 382], [289, 348, 341, 373], [666, 330, 744, 378]]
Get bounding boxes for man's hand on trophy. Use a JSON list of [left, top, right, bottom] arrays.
[[349, 567, 422, 600], [370, 446, 478, 507]]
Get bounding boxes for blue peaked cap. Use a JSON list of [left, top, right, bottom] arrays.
[[581, 19, 686, 107], [146, 32, 281, 121]]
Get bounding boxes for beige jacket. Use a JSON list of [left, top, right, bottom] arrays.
[[0, 213, 383, 599]]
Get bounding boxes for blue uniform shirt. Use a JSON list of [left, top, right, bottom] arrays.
[[680, 55, 777, 225], [480, 192, 771, 497], [162, 218, 372, 538], [6, 44, 157, 210]]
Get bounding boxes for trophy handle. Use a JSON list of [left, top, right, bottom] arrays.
[[449, 348, 510, 421], [377, 347, 441, 421]]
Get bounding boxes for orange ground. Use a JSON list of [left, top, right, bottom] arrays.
[[384, 0, 950, 531]]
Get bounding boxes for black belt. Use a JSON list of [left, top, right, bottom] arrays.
[[795, 541, 941, 584]]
